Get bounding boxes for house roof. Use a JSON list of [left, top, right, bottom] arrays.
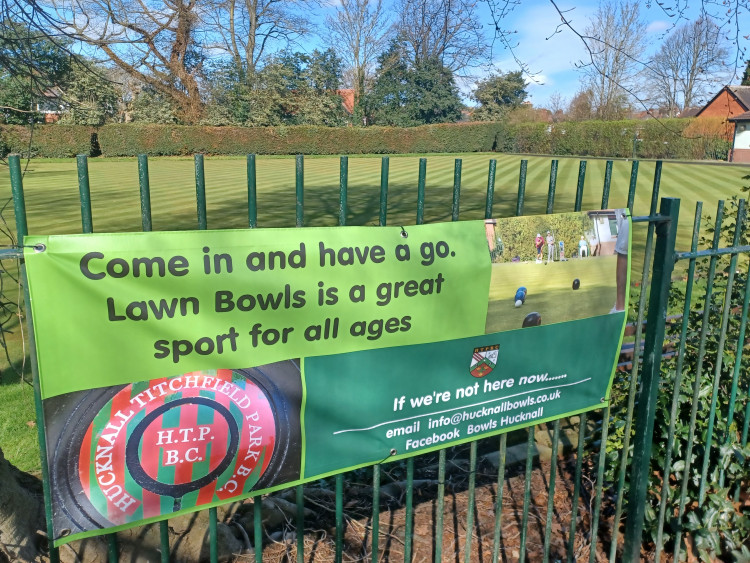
[[728, 110, 750, 122], [679, 106, 701, 118], [336, 89, 354, 114], [730, 85, 750, 108], [696, 85, 750, 117]]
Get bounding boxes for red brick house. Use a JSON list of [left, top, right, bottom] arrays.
[[694, 85, 750, 138]]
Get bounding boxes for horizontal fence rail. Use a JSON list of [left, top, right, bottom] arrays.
[[4, 153, 748, 562]]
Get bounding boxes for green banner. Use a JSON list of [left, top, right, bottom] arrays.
[[23, 211, 630, 546], [303, 313, 623, 478], [25, 223, 490, 399]]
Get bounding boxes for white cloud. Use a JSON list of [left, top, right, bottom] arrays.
[[483, 1, 595, 107], [646, 20, 671, 33]]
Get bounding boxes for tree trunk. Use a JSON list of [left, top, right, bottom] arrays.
[[0, 447, 45, 562]]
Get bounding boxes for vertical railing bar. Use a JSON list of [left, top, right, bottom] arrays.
[[78, 154, 113, 556], [725, 260, 750, 457], [371, 464, 381, 563], [485, 159, 497, 219], [729, 257, 750, 500], [601, 160, 612, 210], [295, 154, 304, 228], [254, 497, 263, 563], [588, 405, 611, 563], [542, 420, 560, 563], [491, 433, 508, 563], [107, 534, 118, 562], [518, 427, 535, 563], [10, 155, 60, 563], [609, 162, 662, 560], [743, 381, 750, 447], [296, 484, 304, 563], [452, 159, 462, 222], [725, 260, 750, 432], [516, 160, 527, 217], [700, 199, 745, 499], [9, 155, 28, 241], [546, 159, 558, 214], [77, 154, 93, 233], [627, 161, 639, 213], [623, 197, 682, 562], [567, 411, 587, 563], [247, 154, 257, 228], [294, 156, 305, 562], [159, 520, 170, 563], [653, 203, 702, 562], [208, 507, 218, 563], [138, 154, 152, 232], [379, 157, 389, 227], [574, 161, 586, 212], [672, 201, 724, 563], [339, 156, 348, 227], [416, 158, 426, 225], [194, 154, 207, 230], [335, 473, 344, 563], [464, 441, 477, 562], [372, 156, 388, 562], [403, 458, 414, 562], [434, 449, 446, 562]]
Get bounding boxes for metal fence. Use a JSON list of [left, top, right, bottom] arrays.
[[5, 153, 750, 562]]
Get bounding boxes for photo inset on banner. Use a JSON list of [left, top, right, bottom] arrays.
[[484, 209, 629, 334], [42, 360, 302, 542]]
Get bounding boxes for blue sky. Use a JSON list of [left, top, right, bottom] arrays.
[[479, 0, 750, 109], [312, 0, 750, 109]]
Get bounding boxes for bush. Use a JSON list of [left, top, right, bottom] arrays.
[[0, 118, 733, 160], [0, 125, 94, 158], [92, 122, 508, 156]]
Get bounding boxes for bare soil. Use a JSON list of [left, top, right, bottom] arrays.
[[241, 448, 622, 563]]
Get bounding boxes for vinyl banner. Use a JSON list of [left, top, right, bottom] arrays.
[[23, 211, 630, 545]]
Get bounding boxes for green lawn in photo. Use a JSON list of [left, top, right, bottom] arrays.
[[0, 152, 747, 472], [485, 256, 618, 334]]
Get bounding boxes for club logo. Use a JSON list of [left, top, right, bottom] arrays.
[[469, 345, 499, 378], [78, 369, 276, 525]]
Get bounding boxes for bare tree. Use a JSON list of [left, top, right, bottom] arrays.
[[203, 0, 312, 79], [578, 0, 647, 120], [567, 88, 593, 121], [547, 91, 566, 122], [394, 0, 489, 75], [645, 17, 729, 116], [326, 0, 391, 119], [44, 0, 206, 123]]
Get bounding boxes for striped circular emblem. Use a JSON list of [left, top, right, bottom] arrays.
[[77, 369, 276, 524]]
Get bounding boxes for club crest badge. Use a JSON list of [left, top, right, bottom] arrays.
[[470, 345, 499, 378]]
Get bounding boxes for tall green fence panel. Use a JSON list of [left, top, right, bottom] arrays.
[[5, 154, 745, 563]]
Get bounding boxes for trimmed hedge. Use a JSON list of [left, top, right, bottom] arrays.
[[0, 118, 731, 160], [92, 122, 506, 157], [0, 125, 95, 158]]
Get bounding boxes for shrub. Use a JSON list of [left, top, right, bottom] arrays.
[[0, 118, 733, 160], [0, 125, 94, 158], [94, 122, 507, 156]]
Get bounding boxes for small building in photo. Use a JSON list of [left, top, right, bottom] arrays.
[[586, 210, 619, 256]]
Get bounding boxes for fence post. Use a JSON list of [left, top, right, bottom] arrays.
[[622, 197, 680, 561]]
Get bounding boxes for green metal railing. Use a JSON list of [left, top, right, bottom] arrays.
[[6, 153, 749, 562]]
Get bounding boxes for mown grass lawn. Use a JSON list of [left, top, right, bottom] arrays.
[[0, 152, 747, 472]]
